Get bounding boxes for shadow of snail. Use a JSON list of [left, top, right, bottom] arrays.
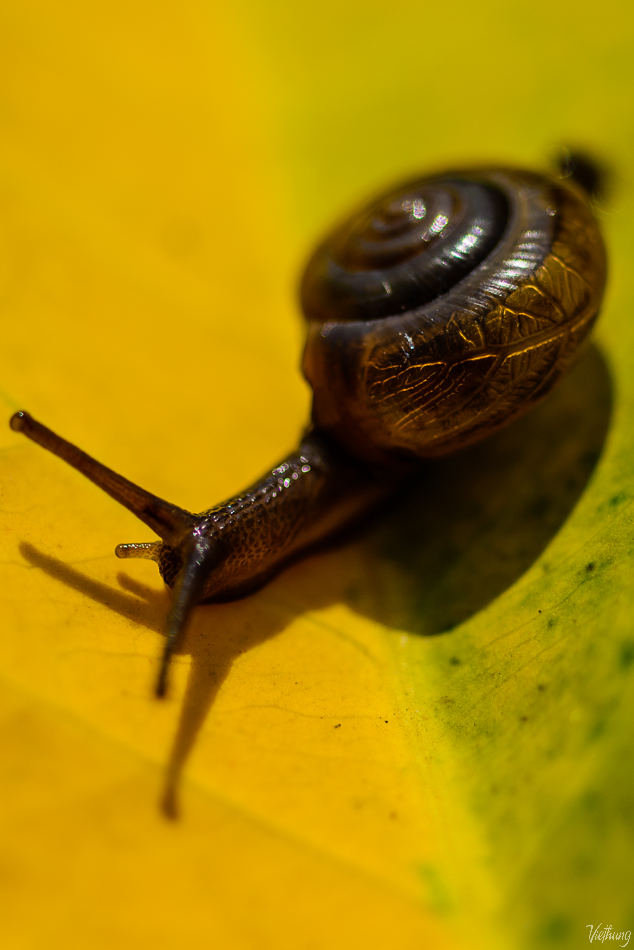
[[13, 158, 609, 817]]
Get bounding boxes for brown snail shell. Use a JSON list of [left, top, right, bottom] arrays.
[[302, 168, 606, 464]]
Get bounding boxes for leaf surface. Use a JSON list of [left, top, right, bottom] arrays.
[[0, 1, 633, 948]]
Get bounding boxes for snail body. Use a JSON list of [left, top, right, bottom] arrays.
[[10, 160, 607, 696]]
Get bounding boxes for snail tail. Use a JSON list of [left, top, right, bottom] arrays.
[[556, 148, 607, 200]]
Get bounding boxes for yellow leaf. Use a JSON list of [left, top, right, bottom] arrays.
[[0, 1, 632, 948]]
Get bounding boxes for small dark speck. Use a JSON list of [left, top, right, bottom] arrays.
[[538, 610, 542, 614], [547, 617, 557, 629], [585, 561, 595, 573], [449, 656, 461, 666], [520, 716, 528, 722], [334, 723, 341, 728], [537, 684, 546, 692], [384, 721, 389, 724]]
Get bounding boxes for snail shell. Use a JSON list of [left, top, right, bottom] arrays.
[[302, 168, 606, 465]]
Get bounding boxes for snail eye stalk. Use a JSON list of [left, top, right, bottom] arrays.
[[9, 410, 214, 697], [10, 411, 197, 546]]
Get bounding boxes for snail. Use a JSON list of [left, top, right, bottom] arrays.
[[10, 156, 607, 697]]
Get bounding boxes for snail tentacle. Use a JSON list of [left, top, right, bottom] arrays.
[[115, 541, 162, 561], [10, 410, 196, 545], [156, 534, 222, 698]]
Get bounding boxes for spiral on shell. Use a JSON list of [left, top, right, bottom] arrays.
[[301, 168, 607, 465]]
